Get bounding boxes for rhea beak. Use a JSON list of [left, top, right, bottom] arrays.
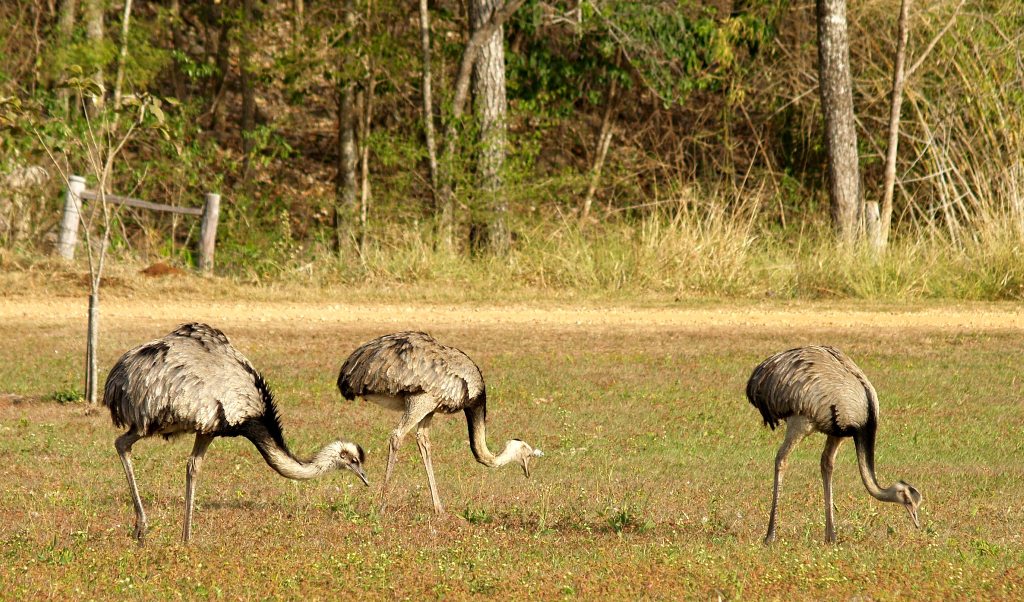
[[522, 448, 543, 478], [351, 464, 370, 486], [907, 504, 920, 528]]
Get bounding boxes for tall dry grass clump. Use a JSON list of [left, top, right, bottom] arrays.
[[504, 188, 761, 296]]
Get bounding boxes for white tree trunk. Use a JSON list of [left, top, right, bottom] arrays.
[[419, 0, 439, 212], [113, 0, 133, 109], [816, 0, 861, 244], [471, 0, 510, 255], [878, 0, 912, 249], [84, 0, 105, 111], [57, 0, 78, 117]]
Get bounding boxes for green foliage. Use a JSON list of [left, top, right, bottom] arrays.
[[0, 0, 1020, 298], [45, 34, 117, 89], [461, 505, 492, 525], [592, 0, 778, 106], [604, 498, 653, 534], [48, 387, 82, 404]]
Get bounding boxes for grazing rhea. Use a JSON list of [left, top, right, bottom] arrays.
[[103, 323, 368, 544], [746, 346, 922, 544], [337, 331, 542, 515]]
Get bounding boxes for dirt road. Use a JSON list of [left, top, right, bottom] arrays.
[[2, 296, 1022, 334]]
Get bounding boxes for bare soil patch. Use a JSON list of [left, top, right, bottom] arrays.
[[2, 296, 1022, 336]]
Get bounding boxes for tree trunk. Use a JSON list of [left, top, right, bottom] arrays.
[[169, 0, 187, 100], [292, 0, 304, 43], [239, 0, 257, 169], [470, 0, 510, 255], [83, 0, 104, 113], [85, 291, 99, 404], [581, 75, 618, 222], [436, 0, 525, 252], [334, 83, 359, 255], [113, 0, 133, 109], [418, 0, 440, 216], [358, 74, 376, 258], [57, 0, 78, 118], [356, 1, 377, 257], [208, 5, 232, 131], [816, 0, 860, 244], [333, 1, 359, 256], [878, 0, 912, 249]]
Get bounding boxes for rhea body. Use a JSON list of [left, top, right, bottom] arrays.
[[337, 331, 542, 514], [746, 345, 922, 543], [103, 323, 368, 544]]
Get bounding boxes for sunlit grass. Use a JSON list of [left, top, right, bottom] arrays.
[[1, 306, 1022, 598]]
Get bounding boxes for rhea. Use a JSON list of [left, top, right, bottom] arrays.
[[103, 323, 369, 544], [746, 345, 922, 544], [337, 331, 542, 514]]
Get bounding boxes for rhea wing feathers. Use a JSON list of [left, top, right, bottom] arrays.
[[103, 323, 269, 437], [337, 332, 483, 410], [746, 345, 875, 435]]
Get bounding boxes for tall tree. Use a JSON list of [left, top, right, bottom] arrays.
[[433, 0, 525, 251], [57, 0, 78, 118], [292, 0, 304, 43], [207, 2, 233, 131], [168, 0, 187, 100], [239, 0, 257, 169], [816, 0, 861, 244], [470, 0, 510, 255], [581, 73, 618, 222], [418, 0, 439, 215], [334, 0, 359, 255], [877, 0, 912, 249], [83, 0, 105, 112], [113, 0, 134, 109]]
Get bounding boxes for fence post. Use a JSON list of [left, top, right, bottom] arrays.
[[865, 201, 882, 255], [56, 175, 87, 259], [199, 192, 221, 273]]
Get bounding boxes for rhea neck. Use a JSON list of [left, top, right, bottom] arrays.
[[242, 422, 336, 480], [853, 428, 903, 503], [465, 406, 520, 468]]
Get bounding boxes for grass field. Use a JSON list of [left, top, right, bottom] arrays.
[[1, 291, 1023, 599]]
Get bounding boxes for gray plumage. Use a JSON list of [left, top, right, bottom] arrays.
[[338, 331, 484, 414], [337, 331, 542, 514], [746, 345, 922, 544], [104, 323, 368, 544]]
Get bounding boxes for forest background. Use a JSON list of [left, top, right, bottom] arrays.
[[0, 0, 1021, 300]]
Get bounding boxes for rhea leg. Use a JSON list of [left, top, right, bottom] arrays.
[[182, 434, 214, 543], [380, 395, 437, 512], [820, 435, 844, 544], [415, 415, 444, 514], [765, 417, 811, 545], [115, 431, 147, 544]]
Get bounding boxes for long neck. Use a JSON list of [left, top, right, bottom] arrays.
[[853, 424, 902, 503], [465, 406, 519, 468], [243, 422, 334, 480]]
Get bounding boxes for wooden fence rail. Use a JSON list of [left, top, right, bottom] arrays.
[[55, 175, 222, 273]]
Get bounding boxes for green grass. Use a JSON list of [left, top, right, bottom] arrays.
[[1, 306, 1022, 599]]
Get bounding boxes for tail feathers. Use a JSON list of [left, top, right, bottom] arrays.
[[745, 377, 781, 430]]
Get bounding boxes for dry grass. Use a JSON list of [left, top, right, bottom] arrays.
[[1, 296, 1022, 599]]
